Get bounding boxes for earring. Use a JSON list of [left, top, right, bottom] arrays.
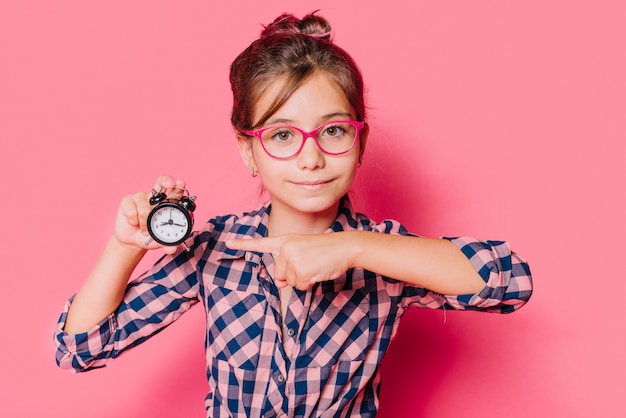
[[250, 166, 258, 177], [358, 157, 363, 167]]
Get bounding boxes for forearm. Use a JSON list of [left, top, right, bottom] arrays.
[[347, 231, 485, 295], [63, 235, 146, 334]]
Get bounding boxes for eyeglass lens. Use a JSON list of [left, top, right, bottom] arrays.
[[260, 121, 357, 158]]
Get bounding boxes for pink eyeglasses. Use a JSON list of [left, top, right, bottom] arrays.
[[243, 120, 365, 159]]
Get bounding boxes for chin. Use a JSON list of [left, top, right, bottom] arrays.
[[296, 198, 338, 213]]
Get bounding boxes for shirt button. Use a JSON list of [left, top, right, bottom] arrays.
[[277, 374, 285, 383], [287, 328, 295, 337]]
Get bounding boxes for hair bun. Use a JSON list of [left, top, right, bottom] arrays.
[[261, 12, 333, 41]]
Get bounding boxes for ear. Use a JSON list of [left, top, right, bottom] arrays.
[[236, 134, 257, 169], [358, 123, 369, 158]]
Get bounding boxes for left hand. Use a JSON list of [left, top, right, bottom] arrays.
[[226, 233, 354, 291]]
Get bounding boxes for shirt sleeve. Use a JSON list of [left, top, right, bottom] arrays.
[[444, 236, 532, 312], [54, 240, 201, 372], [400, 236, 533, 313]]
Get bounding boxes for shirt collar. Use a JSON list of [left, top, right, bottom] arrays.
[[217, 195, 359, 261], [326, 195, 358, 233], [217, 202, 272, 261]]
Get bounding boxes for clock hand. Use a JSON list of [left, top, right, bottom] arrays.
[[159, 220, 186, 227]]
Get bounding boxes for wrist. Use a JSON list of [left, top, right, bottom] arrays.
[[109, 234, 147, 261], [343, 231, 368, 270]]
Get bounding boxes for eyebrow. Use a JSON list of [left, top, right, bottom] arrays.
[[265, 112, 355, 126]]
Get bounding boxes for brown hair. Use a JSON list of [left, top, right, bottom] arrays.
[[229, 12, 366, 132]]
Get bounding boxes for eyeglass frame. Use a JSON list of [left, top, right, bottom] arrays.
[[242, 120, 366, 160]]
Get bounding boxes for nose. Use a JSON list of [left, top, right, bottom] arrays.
[[296, 133, 325, 170]]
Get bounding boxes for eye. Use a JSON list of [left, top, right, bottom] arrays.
[[322, 124, 346, 137], [269, 129, 295, 143]]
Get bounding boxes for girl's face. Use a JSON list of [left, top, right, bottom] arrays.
[[237, 72, 367, 229]]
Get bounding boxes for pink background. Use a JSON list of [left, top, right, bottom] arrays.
[[1, 0, 624, 417]]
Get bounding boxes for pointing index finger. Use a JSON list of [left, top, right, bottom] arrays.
[[226, 237, 280, 255]]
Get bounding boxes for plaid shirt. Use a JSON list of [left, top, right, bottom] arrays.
[[55, 198, 532, 417]]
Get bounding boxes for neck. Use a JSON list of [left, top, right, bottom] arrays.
[[267, 201, 340, 236]]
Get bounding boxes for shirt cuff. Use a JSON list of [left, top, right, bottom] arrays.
[[54, 297, 117, 372], [443, 236, 532, 313]]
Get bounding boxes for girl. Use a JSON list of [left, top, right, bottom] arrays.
[[55, 12, 533, 417]]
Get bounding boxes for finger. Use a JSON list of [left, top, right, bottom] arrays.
[[295, 281, 315, 291], [274, 277, 289, 289], [167, 178, 188, 199], [152, 176, 187, 200], [273, 253, 287, 283], [225, 237, 281, 255], [153, 175, 177, 193], [161, 244, 180, 255], [285, 264, 305, 290], [119, 196, 138, 227], [119, 192, 149, 228], [126, 192, 151, 234]]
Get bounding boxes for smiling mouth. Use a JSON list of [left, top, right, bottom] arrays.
[[292, 179, 333, 189]]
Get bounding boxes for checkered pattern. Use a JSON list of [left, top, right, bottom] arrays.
[[55, 198, 533, 417]]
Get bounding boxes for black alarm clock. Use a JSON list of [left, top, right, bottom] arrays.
[[146, 187, 196, 248]]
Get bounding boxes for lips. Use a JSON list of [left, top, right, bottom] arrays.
[[295, 180, 331, 185], [292, 179, 333, 189]]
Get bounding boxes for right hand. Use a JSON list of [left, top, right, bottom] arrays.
[[114, 175, 187, 255]]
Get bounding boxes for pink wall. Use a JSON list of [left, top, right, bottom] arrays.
[[2, 1, 624, 417]]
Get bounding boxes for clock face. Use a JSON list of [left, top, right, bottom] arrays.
[[147, 202, 192, 245]]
